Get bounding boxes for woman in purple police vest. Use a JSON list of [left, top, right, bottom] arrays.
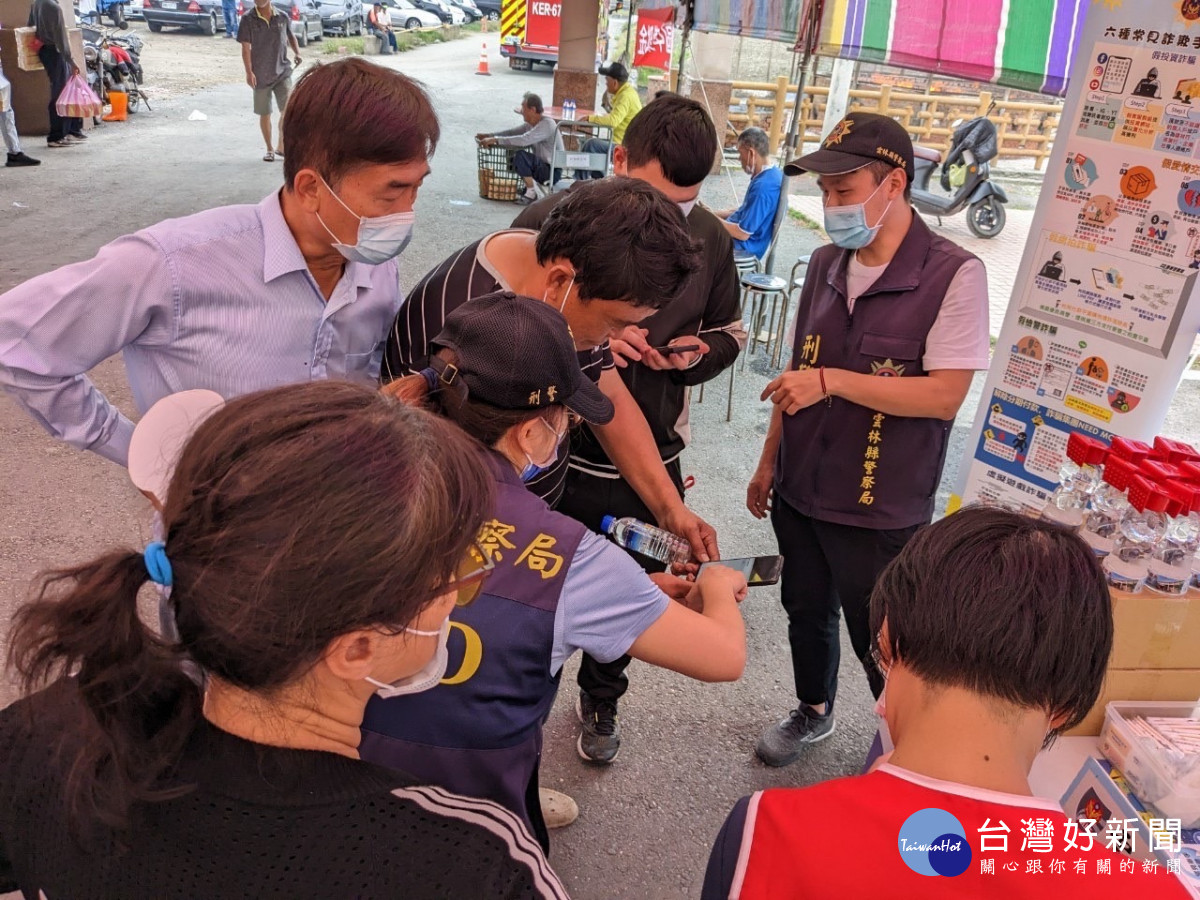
[[365, 291, 749, 852]]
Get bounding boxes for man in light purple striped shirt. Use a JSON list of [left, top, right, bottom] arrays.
[[0, 58, 437, 466]]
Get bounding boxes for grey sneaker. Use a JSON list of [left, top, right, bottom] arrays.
[[576, 692, 620, 764], [756, 705, 836, 767]]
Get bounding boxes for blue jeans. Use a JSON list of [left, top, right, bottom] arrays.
[[222, 0, 238, 35]]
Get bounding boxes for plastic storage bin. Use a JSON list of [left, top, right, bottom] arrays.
[[1098, 700, 1200, 828], [476, 144, 522, 201]]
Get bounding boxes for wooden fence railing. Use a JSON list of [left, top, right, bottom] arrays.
[[728, 79, 1063, 170]]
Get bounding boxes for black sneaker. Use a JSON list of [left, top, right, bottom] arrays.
[[576, 692, 620, 764], [6, 152, 40, 167], [755, 705, 836, 767]]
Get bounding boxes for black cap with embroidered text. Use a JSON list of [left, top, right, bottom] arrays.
[[599, 62, 629, 83], [784, 112, 914, 183], [429, 292, 614, 425]]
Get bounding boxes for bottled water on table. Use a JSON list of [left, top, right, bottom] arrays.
[[1146, 481, 1200, 595], [1103, 476, 1169, 592], [601, 515, 690, 566]]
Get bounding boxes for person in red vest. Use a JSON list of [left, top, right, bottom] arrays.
[[702, 506, 1191, 899]]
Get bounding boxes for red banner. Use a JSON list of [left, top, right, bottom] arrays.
[[633, 6, 675, 71], [525, 0, 562, 48]]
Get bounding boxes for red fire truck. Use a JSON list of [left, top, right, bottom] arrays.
[[499, 0, 608, 70]]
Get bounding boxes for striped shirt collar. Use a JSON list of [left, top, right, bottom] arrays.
[[259, 190, 376, 291]]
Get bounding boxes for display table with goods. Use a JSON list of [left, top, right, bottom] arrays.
[[1017, 429, 1200, 895], [1034, 432, 1200, 735]]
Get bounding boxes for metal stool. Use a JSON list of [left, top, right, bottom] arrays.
[[733, 250, 760, 277], [771, 255, 811, 368], [740, 272, 789, 369]]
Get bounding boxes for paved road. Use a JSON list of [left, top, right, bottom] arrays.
[[1, 33, 1198, 899]]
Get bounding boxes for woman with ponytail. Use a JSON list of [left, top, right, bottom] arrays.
[[364, 292, 749, 851], [0, 380, 568, 900]]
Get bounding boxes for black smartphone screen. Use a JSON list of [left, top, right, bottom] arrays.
[[700, 556, 784, 586]]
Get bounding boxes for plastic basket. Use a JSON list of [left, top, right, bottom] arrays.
[[1099, 700, 1200, 828], [476, 144, 523, 202]]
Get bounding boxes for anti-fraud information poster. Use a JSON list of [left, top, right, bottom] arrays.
[[954, 0, 1200, 513]]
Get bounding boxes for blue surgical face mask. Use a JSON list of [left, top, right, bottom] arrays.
[[521, 417, 566, 482], [822, 177, 893, 250], [317, 177, 415, 266]]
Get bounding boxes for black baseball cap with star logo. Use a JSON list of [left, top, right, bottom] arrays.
[[784, 112, 914, 183], [430, 291, 614, 425]]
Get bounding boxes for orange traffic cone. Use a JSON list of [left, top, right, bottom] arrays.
[[103, 90, 128, 122], [475, 42, 491, 76]]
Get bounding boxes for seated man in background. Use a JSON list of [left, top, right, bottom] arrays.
[[476, 92, 562, 204], [368, 3, 398, 53], [581, 62, 642, 178], [702, 507, 1190, 899], [713, 127, 784, 260]]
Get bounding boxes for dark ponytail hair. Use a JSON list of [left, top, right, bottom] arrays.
[[8, 381, 494, 831], [390, 348, 561, 447]]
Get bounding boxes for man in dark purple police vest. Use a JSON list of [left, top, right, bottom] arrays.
[[746, 113, 992, 767]]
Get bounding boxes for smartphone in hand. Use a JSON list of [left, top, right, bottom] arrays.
[[698, 556, 784, 586]]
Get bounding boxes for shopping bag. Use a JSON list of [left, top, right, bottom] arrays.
[[56, 73, 103, 119]]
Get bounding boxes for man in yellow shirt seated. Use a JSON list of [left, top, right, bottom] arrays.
[[581, 62, 642, 178]]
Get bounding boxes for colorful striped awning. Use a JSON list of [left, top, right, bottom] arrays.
[[690, 0, 1089, 97]]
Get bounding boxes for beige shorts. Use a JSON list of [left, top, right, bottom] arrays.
[[253, 76, 290, 116]]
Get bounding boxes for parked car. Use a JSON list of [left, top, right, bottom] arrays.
[[319, 0, 363, 35], [273, 0, 324, 46], [446, 0, 479, 21], [144, 0, 226, 34], [379, 0, 439, 29], [474, 0, 498, 21], [127, 0, 145, 20], [411, 0, 456, 24]]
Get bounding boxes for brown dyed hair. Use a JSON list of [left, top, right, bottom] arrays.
[[8, 381, 493, 830], [282, 58, 440, 188]]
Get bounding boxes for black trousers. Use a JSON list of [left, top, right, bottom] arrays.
[[770, 495, 921, 711], [558, 460, 684, 702], [37, 44, 82, 143]]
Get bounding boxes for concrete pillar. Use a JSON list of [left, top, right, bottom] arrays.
[[821, 56, 856, 140], [680, 30, 735, 173], [0, 0, 84, 135], [552, 0, 599, 111]]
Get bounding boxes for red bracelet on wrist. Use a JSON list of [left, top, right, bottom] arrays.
[[819, 366, 832, 406]]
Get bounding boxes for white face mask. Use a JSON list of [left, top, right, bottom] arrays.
[[677, 199, 698, 217], [317, 177, 415, 266], [822, 177, 893, 250], [365, 618, 451, 698], [544, 274, 577, 313]]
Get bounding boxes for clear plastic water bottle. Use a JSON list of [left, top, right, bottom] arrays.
[[1082, 457, 1137, 558], [1044, 434, 1110, 529], [1041, 465, 1090, 529], [1103, 476, 1169, 592], [601, 515, 690, 566], [1146, 481, 1200, 595], [564, 98, 576, 121]]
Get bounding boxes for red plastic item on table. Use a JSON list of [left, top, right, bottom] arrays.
[[1126, 475, 1170, 513], [1164, 480, 1198, 517], [1140, 459, 1183, 482], [1181, 460, 1200, 483], [1102, 457, 1139, 490], [1153, 436, 1200, 464], [1108, 437, 1152, 463], [1066, 433, 1109, 467]]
